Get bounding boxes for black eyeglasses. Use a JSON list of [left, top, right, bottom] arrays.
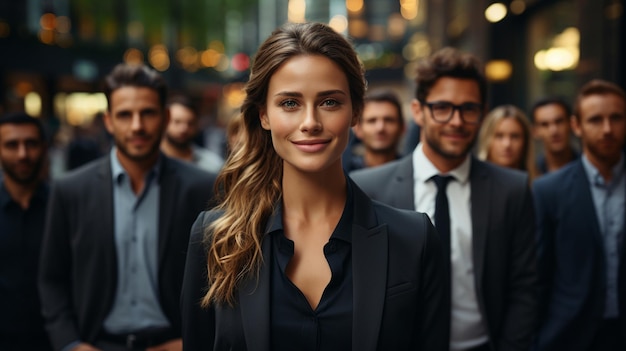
[[423, 101, 483, 124]]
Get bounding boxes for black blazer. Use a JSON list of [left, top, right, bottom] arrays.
[[181, 181, 448, 351], [350, 156, 539, 351], [38, 155, 216, 351], [533, 160, 626, 350]]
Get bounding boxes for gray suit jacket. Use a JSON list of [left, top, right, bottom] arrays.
[[350, 155, 539, 351], [39, 155, 216, 351], [181, 180, 449, 351]]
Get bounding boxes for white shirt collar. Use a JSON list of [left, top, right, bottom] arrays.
[[412, 142, 471, 185]]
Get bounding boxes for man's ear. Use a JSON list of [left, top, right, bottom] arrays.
[[260, 108, 270, 130], [411, 99, 424, 127], [352, 123, 363, 140], [103, 111, 114, 134], [571, 114, 582, 137]]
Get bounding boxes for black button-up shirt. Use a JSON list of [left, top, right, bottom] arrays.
[[0, 180, 49, 336], [268, 184, 354, 351]]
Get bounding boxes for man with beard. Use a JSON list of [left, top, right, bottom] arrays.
[[533, 79, 626, 350], [351, 47, 538, 351], [530, 97, 579, 175], [347, 89, 405, 171], [0, 112, 52, 351], [160, 95, 223, 173], [39, 64, 216, 351]]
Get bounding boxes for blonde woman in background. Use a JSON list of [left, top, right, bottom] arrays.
[[478, 104, 538, 181]]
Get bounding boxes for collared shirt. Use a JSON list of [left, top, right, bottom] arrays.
[[581, 153, 625, 318], [103, 148, 170, 333], [412, 143, 488, 350], [0, 180, 49, 336], [268, 183, 354, 351]]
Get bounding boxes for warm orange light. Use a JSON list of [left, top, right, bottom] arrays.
[[40, 13, 56, 30]]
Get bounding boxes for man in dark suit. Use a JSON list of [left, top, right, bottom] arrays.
[[533, 79, 626, 351], [0, 112, 52, 351], [39, 64, 215, 351], [351, 47, 538, 351]]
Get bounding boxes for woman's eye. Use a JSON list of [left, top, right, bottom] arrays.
[[322, 99, 339, 107], [280, 100, 298, 109]]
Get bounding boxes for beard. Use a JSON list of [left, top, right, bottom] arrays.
[[1, 158, 44, 185], [165, 133, 192, 150], [113, 133, 162, 163]]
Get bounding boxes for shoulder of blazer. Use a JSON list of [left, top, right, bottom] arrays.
[[161, 155, 217, 184], [471, 157, 528, 191], [52, 156, 111, 191], [349, 155, 412, 186], [533, 159, 581, 190]]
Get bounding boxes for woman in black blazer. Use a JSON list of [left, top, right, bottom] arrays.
[[181, 22, 447, 351]]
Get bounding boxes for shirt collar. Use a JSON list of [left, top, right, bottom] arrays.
[[109, 146, 162, 184], [264, 178, 354, 244], [0, 178, 48, 209], [581, 151, 625, 186], [0, 180, 11, 209], [413, 142, 471, 184]]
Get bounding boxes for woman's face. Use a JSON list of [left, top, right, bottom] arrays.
[[260, 54, 354, 175], [488, 117, 526, 169]]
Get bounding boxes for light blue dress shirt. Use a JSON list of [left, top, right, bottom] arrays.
[[581, 153, 625, 319], [103, 148, 170, 332]]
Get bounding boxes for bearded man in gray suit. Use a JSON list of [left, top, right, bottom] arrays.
[[351, 47, 538, 351], [39, 64, 216, 351]]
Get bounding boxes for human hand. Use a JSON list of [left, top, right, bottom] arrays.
[[146, 338, 182, 351]]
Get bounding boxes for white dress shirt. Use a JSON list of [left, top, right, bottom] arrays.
[[412, 143, 488, 350]]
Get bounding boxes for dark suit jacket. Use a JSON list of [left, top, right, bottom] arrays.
[[38, 155, 216, 351], [350, 155, 538, 351], [532, 160, 626, 350], [180, 181, 448, 351]]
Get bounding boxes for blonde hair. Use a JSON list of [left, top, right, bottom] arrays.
[[477, 105, 538, 181], [203, 22, 365, 306]]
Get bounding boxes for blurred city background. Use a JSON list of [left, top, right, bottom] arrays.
[[0, 0, 624, 160]]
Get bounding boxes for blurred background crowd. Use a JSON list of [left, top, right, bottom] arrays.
[[0, 0, 624, 177]]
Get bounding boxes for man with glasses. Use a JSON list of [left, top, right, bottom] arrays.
[[351, 47, 538, 351]]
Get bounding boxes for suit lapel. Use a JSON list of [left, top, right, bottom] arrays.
[[239, 235, 272, 351], [569, 161, 603, 250], [158, 157, 179, 262], [351, 183, 387, 351], [469, 159, 490, 298], [96, 157, 118, 309]]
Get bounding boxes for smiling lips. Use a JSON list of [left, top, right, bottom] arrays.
[[292, 139, 331, 152]]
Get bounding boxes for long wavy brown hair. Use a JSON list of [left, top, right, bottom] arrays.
[[202, 22, 365, 307]]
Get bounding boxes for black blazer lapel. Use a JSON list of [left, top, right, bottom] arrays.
[[158, 157, 180, 262], [351, 183, 388, 351], [469, 158, 490, 297], [96, 157, 118, 311], [239, 235, 272, 351]]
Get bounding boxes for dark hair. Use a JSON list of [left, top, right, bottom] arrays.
[[573, 79, 626, 120], [104, 64, 167, 111], [530, 96, 571, 123], [167, 95, 197, 117], [363, 89, 404, 126], [415, 47, 487, 107], [0, 112, 46, 142]]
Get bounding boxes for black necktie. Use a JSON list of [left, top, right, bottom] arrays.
[[432, 175, 453, 252]]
